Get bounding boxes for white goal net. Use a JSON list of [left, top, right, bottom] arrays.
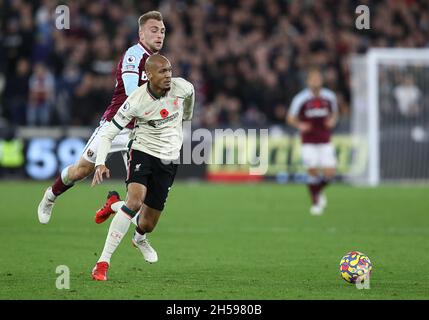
[[349, 48, 429, 185]]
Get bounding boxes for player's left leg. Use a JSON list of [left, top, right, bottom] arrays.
[[132, 206, 161, 263], [92, 182, 147, 281], [316, 143, 337, 210], [38, 157, 95, 224], [308, 168, 324, 215], [317, 167, 335, 208], [38, 123, 130, 224], [131, 156, 178, 262], [302, 144, 324, 214]]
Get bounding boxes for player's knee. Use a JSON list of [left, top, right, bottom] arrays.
[[308, 169, 318, 177], [324, 169, 336, 180], [69, 162, 94, 180], [75, 166, 93, 180], [126, 199, 143, 213]]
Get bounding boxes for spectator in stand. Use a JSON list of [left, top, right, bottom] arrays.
[[27, 63, 55, 126], [1, 0, 429, 128], [4, 58, 30, 125], [393, 75, 422, 118]]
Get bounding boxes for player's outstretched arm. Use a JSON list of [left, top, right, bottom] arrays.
[[92, 122, 122, 187], [92, 96, 137, 186], [92, 133, 113, 187]]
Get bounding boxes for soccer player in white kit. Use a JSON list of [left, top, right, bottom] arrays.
[[287, 69, 338, 215], [91, 54, 195, 280], [37, 11, 166, 223]]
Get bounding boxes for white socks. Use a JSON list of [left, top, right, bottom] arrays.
[[133, 230, 146, 243], [111, 200, 140, 227], [46, 187, 57, 201], [60, 165, 75, 186], [98, 208, 132, 264], [111, 201, 125, 213]]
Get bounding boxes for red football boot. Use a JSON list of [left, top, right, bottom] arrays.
[[94, 191, 121, 224], [91, 261, 109, 281]]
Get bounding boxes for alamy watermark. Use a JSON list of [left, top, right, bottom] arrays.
[[162, 122, 269, 175], [55, 265, 70, 289], [355, 273, 371, 290], [355, 5, 370, 30], [55, 5, 70, 30]]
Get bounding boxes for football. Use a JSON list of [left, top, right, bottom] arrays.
[[339, 251, 372, 283]]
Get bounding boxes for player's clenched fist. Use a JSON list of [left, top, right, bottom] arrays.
[[92, 165, 110, 186]]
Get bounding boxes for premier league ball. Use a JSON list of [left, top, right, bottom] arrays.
[[339, 251, 372, 283]]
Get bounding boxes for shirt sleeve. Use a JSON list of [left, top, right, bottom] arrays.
[[95, 91, 140, 167], [288, 92, 305, 117], [121, 48, 141, 75], [112, 92, 140, 129], [121, 48, 143, 96], [329, 92, 339, 115], [122, 72, 139, 96], [182, 83, 195, 121], [95, 122, 121, 167]]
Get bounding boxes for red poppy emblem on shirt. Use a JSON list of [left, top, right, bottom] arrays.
[[160, 109, 169, 118]]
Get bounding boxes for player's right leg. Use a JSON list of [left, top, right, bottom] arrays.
[[37, 156, 95, 224], [92, 182, 146, 281], [93, 193, 160, 262]]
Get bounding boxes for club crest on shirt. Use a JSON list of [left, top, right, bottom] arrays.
[[122, 102, 130, 111], [87, 149, 94, 158], [172, 97, 183, 109], [148, 112, 179, 128], [126, 55, 136, 63]]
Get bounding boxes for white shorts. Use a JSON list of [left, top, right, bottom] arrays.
[[301, 143, 337, 169], [82, 120, 131, 164]]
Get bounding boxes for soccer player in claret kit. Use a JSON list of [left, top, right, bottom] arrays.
[[37, 11, 165, 222], [287, 69, 338, 215], [91, 54, 195, 280]]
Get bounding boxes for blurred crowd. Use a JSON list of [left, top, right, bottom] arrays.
[[1, 0, 429, 129]]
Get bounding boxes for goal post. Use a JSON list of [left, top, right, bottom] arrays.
[[349, 48, 429, 186]]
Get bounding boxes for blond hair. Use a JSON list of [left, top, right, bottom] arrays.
[[138, 11, 163, 30]]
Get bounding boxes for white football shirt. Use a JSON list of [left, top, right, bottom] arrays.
[[95, 77, 195, 165]]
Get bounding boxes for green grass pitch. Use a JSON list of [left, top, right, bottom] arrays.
[[0, 181, 428, 300]]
